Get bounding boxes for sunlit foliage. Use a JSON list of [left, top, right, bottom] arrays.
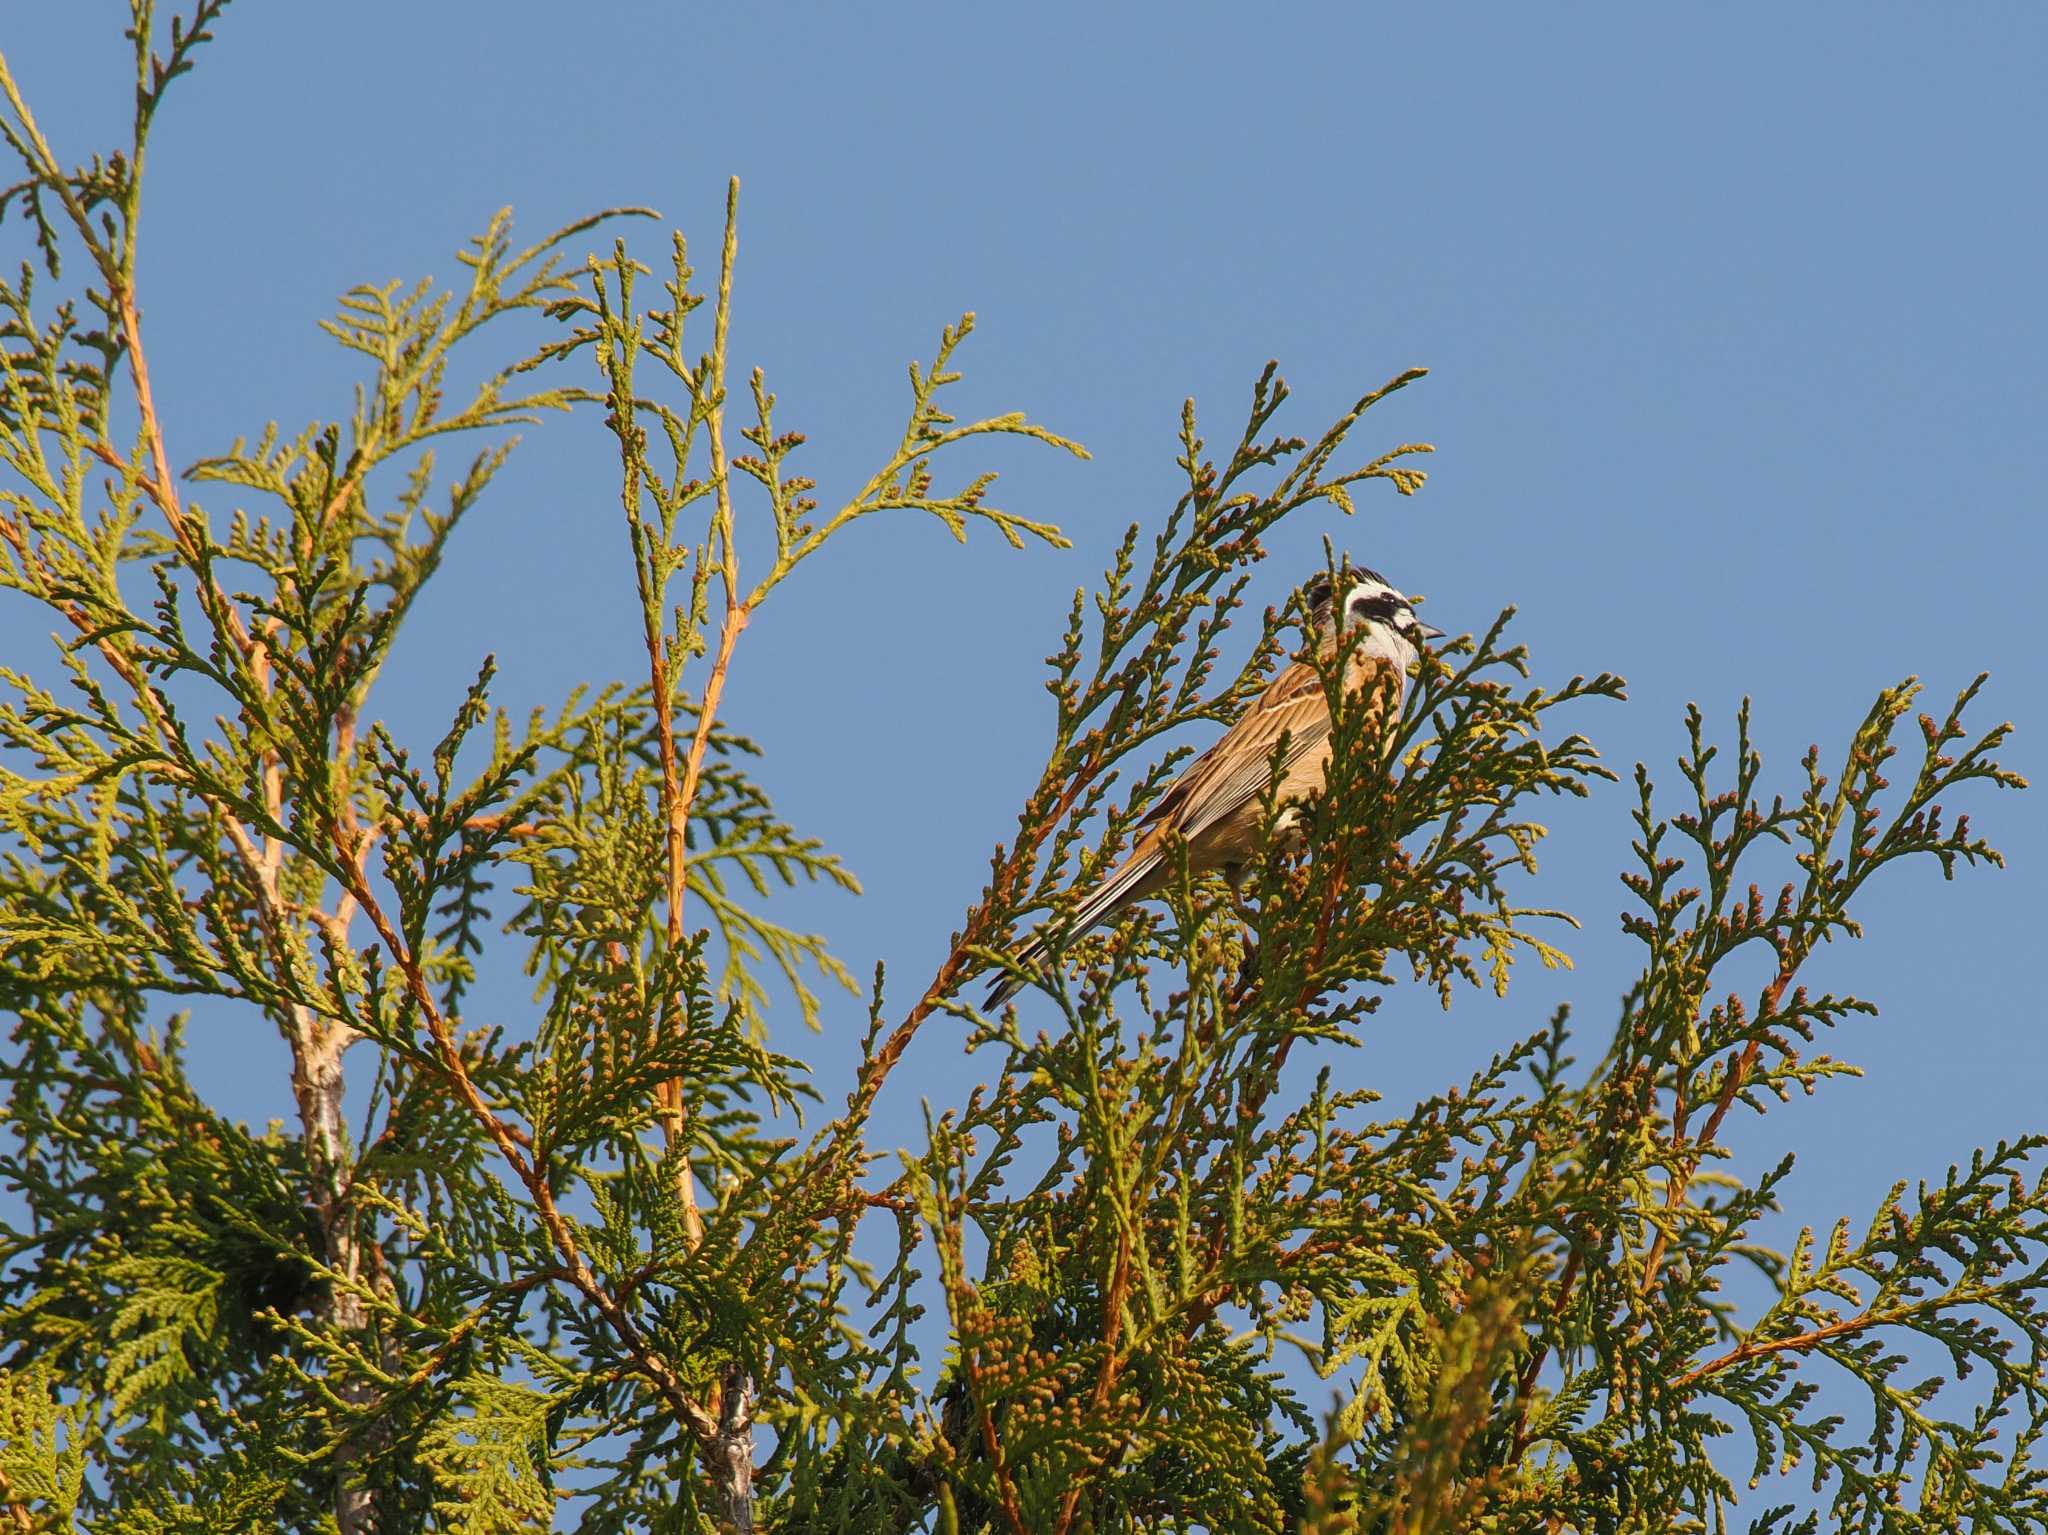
[[1, 8, 2037, 1533]]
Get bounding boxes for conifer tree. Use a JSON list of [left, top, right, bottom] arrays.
[[2, 8, 2038, 1533]]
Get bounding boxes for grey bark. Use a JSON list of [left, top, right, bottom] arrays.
[[291, 1011, 378, 1534], [709, 1367, 757, 1533]]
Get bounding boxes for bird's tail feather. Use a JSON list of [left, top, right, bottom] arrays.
[[982, 837, 1164, 1008]]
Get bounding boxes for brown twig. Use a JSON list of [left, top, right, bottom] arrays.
[[8, 60, 393, 1528], [962, 1313, 1030, 1535], [31, 289, 355, 1237], [841, 763, 1097, 1148], [394, 1269, 566, 1395], [1506, 1062, 1651, 1457], [1674, 1304, 1904, 1388], [383, 806, 541, 840], [1638, 967, 1792, 1293], [114, 215, 412, 1254], [1510, 962, 1800, 1459], [331, 848, 723, 1443], [109, 283, 264, 670], [634, 179, 746, 1267], [1053, 1223, 1135, 1535], [86, 436, 172, 508]]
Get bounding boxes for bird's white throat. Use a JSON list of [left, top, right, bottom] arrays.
[[1355, 620, 1419, 674]]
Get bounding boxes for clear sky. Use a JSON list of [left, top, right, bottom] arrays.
[[5, 0, 2044, 1485]]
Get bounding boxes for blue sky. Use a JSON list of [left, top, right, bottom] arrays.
[[5, 0, 2044, 1489]]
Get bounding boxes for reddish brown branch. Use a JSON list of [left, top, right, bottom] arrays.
[[1054, 1223, 1135, 1535], [1639, 967, 1793, 1293], [645, 591, 748, 1246], [846, 764, 1099, 1147], [383, 806, 542, 840], [669, 600, 750, 928], [111, 286, 264, 667], [331, 848, 723, 1445], [962, 1313, 1030, 1535], [86, 436, 172, 509], [1511, 961, 1801, 1459], [1676, 1306, 1898, 1388]]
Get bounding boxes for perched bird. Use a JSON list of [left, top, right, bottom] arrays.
[[985, 565, 1442, 1006]]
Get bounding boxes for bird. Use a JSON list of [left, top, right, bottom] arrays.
[[985, 564, 1443, 1006]]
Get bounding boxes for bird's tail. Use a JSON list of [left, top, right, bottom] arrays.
[[982, 837, 1165, 1008]]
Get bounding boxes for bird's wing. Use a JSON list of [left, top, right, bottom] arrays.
[[1037, 666, 1332, 947], [1148, 659, 1335, 846], [984, 657, 1399, 1007]]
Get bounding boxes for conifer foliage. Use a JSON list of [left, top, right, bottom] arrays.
[[1, 8, 2039, 1532]]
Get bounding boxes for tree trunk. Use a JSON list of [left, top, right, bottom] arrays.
[[291, 1013, 379, 1534], [709, 1367, 756, 1533]]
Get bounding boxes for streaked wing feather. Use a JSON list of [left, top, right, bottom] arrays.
[[1153, 661, 1332, 845], [985, 659, 1358, 1008]]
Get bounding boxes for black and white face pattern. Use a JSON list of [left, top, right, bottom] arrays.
[[1304, 565, 1443, 656]]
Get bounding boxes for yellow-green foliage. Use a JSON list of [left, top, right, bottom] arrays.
[[0, 7, 2038, 1535]]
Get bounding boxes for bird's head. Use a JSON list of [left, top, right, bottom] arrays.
[[1302, 565, 1443, 661]]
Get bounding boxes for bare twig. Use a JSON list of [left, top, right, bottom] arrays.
[[1639, 967, 1792, 1293], [1675, 1301, 1921, 1389], [331, 848, 724, 1444]]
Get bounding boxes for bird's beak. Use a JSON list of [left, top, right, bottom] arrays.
[[1415, 620, 1445, 641]]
